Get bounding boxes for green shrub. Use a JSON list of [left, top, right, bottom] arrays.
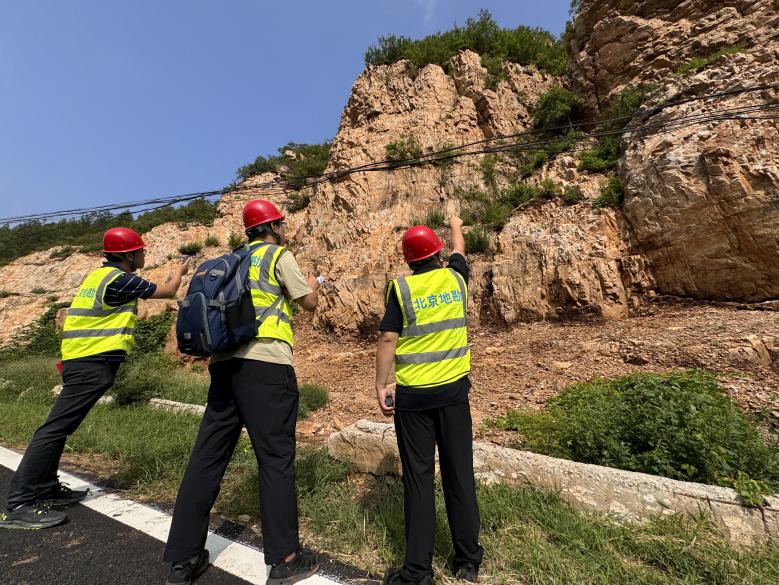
[[228, 233, 243, 249], [178, 242, 202, 255], [593, 176, 624, 208], [299, 383, 329, 419], [237, 141, 332, 189], [364, 34, 412, 66], [49, 246, 77, 260], [578, 86, 652, 173], [204, 235, 220, 247], [133, 311, 176, 355], [364, 10, 567, 76], [110, 311, 177, 405], [578, 139, 619, 172], [532, 87, 583, 132], [677, 45, 745, 75], [287, 191, 311, 212], [464, 228, 490, 254], [30, 287, 47, 294], [538, 179, 562, 199], [489, 371, 779, 496], [425, 210, 446, 228], [0, 303, 64, 359], [385, 135, 423, 164], [0, 291, 16, 298], [562, 185, 583, 205], [502, 183, 542, 207]]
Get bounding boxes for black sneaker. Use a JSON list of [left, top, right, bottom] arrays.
[[266, 549, 319, 585], [383, 567, 434, 585], [0, 503, 68, 529], [166, 549, 210, 585], [455, 563, 479, 582], [42, 480, 89, 507]]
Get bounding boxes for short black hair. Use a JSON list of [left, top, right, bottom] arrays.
[[246, 220, 281, 241], [408, 252, 442, 270], [103, 252, 127, 263]]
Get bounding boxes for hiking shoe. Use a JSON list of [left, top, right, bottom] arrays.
[[42, 480, 89, 507], [166, 549, 210, 585], [266, 549, 319, 585], [383, 567, 434, 585], [455, 563, 479, 582], [0, 503, 68, 530]]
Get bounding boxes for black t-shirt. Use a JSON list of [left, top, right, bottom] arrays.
[[379, 253, 470, 411]]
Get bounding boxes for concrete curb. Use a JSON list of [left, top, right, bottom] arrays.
[[327, 419, 779, 546]]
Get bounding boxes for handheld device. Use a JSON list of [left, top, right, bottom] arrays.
[[384, 395, 394, 408]]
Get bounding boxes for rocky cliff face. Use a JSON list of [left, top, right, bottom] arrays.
[[568, 0, 779, 111], [622, 47, 779, 300], [2, 0, 778, 347]]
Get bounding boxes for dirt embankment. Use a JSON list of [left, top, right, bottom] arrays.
[[290, 299, 779, 443]]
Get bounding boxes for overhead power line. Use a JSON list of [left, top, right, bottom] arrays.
[[1, 83, 776, 227]]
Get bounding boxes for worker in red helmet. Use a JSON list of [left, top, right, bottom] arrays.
[[376, 215, 482, 585], [164, 199, 321, 585], [1, 227, 189, 531]]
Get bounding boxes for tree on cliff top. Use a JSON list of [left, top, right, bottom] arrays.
[[364, 10, 567, 77]]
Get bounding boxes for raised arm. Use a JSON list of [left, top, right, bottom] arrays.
[[450, 215, 465, 256]]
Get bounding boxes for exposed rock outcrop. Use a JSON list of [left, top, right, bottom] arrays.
[[621, 46, 779, 300], [568, 0, 779, 111]]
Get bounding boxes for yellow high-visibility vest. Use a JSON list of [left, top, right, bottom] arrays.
[[61, 267, 138, 360], [389, 267, 470, 388], [247, 242, 294, 347]]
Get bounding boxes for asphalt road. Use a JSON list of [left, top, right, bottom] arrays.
[[0, 465, 253, 585]]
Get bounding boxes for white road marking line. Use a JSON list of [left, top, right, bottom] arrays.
[[0, 445, 343, 585]]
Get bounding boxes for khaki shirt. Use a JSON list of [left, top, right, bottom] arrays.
[[210, 249, 312, 366]]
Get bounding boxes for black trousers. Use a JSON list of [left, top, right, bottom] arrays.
[[164, 358, 300, 565], [394, 400, 483, 582], [7, 358, 119, 510]]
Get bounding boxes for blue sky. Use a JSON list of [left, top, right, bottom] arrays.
[[0, 1, 570, 219]]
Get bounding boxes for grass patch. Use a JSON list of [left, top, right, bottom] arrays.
[[178, 242, 202, 256], [30, 287, 47, 294], [49, 246, 77, 260], [464, 228, 490, 254], [385, 135, 423, 165], [204, 235, 220, 247], [287, 191, 311, 212], [487, 371, 779, 505], [228, 233, 244, 249], [0, 358, 778, 582], [0, 303, 64, 360], [299, 383, 329, 419], [593, 176, 625, 208], [425, 210, 446, 228], [677, 45, 746, 75]]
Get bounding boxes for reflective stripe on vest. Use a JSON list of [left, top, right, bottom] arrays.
[[391, 267, 470, 388], [61, 267, 138, 360], [248, 242, 294, 347]]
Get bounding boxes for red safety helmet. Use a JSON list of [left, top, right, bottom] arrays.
[[243, 199, 285, 230], [102, 227, 145, 254], [402, 225, 443, 263]]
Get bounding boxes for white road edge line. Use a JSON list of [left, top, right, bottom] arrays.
[[0, 445, 342, 585]]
